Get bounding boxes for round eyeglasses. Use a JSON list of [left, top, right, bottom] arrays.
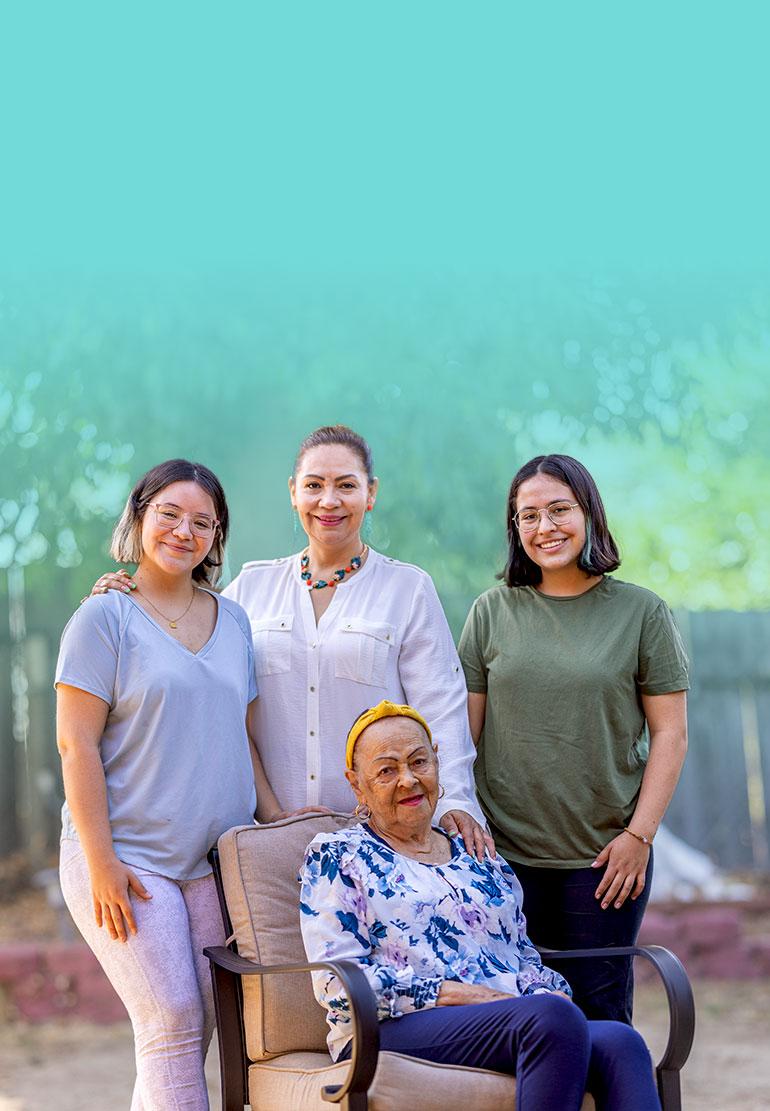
[[513, 502, 580, 532], [148, 503, 219, 537]]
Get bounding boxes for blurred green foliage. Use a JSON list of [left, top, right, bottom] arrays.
[[2, 269, 768, 639], [2, 4, 769, 638]]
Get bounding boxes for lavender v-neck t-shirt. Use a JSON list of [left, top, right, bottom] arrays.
[[55, 589, 258, 879]]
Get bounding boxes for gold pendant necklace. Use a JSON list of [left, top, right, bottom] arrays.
[[137, 587, 196, 628]]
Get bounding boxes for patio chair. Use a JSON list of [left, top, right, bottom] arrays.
[[204, 813, 694, 1111]]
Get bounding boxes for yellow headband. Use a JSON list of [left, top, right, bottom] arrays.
[[345, 700, 432, 769]]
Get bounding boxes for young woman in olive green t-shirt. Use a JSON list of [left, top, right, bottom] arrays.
[[459, 454, 689, 1024]]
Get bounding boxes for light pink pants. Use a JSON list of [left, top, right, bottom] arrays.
[[59, 838, 225, 1111]]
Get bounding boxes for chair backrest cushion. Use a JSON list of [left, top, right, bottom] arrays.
[[217, 813, 358, 1061]]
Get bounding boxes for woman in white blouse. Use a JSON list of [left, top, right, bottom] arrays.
[[89, 425, 487, 854]]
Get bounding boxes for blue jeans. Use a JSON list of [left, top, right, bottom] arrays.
[[343, 994, 660, 1111], [512, 852, 654, 1024]]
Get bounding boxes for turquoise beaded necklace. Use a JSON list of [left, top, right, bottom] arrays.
[[301, 545, 367, 590]]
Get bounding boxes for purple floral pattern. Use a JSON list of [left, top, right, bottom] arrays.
[[300, 823, 571, 1059]]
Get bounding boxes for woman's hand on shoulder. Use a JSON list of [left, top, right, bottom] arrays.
[[591, 832, 650, 909], [82, 569, 136, 603], [439, 809, 495, 861], [87, 854, 152, 942]]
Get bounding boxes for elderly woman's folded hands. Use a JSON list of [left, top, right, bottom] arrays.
[[436, 982, 571, 1007]]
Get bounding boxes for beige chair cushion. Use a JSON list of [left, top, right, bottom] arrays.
[[248, 1051, 596, 1111], [216, 813, 359, 1061]]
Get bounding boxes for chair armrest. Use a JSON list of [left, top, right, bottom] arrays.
[[204, 945, 379, 1107], [537, 944, 695, 1072]]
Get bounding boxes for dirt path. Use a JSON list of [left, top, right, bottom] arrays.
[[634, 978, 770, 1111], [1, 979, 768, 1110], [0, 1020, 221, 1110]]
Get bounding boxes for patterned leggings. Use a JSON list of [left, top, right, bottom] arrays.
[[59, 838, 225, 1111]]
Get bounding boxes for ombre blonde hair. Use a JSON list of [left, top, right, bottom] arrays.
[[110, 459, 229, 586]]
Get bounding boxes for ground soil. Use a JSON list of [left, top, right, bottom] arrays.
[[1, 889, 768, 1110], [2, 980, 768, 1110]]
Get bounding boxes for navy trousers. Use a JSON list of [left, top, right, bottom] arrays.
[[369, 994, 661, 1111], [512, 852, 654, 1024]]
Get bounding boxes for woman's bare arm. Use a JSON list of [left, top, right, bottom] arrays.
[[467, 692, 487, 747], [592, 690, 688, 909], [57, 684, 151, 940]]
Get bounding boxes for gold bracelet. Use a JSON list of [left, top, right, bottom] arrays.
[[623, 826, 652, 846]]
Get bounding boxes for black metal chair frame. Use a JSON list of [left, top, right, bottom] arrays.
[[204, 847, 695, 1111]]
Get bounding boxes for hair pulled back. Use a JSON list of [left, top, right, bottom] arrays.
[[293, 425, 374, 482]]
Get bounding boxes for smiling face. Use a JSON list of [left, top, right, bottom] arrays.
[[345, 716, 440, 839], [139, 480, 217, 579], [514, 473, 587, 583], [290, 444, 377, 552]]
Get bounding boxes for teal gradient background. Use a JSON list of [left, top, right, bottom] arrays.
[[2, 2, 769, 631]]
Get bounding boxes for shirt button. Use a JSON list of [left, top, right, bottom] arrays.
[[280, 622, 285, 627], [310, 685, 315, 692], [310, 730, 315, 736], [310, 774, 316, 781], [311, 643, 316, 649], [386, 634, 390, 640]]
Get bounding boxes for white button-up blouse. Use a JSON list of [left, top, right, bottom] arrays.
[[222, 548, 483, 822]]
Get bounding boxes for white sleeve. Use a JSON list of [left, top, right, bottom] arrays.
[[220, 570, 242, 604], [396, 573, 484, 825]]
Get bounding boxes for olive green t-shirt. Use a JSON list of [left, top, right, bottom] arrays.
[[458, 577, 689, 868]]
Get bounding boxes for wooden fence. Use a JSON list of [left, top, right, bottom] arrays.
[[0, 631, 60, 871], [2, 610, 769, 875], [666, 610, 770, 872]]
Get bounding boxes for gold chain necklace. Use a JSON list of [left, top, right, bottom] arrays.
[[136, 586, 196, 629]]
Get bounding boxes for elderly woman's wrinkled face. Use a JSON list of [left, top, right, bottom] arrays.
[[345, 716, 439, 835]]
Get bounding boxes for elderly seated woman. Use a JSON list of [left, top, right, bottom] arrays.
[[300, 701, 663, 1111]]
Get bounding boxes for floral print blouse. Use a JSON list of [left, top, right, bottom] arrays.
[[299, 823, 571, 1059]]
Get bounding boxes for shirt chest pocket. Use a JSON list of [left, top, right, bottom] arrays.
[[334, 618, 396, 687], [251, 615, 294, 677]]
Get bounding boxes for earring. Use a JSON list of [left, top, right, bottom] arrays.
[[354, 802, 371, 819], [364, 507, 372, 539], [293, 509, 299, 536], [438, 785, 446, 799]]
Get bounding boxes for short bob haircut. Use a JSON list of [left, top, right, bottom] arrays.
[[110, 459, 229, 586], [293, 424, 375, 483], [501, 454, 620, 588]]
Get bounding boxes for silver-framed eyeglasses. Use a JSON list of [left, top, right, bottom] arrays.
[[148, 503, 219, 537], [513, 502, 580, 532]]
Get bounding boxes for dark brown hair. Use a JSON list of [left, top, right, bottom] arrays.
[[110, 459, 229, 585], [293, 425, 374, 482], [501, 454, 620, 588]]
